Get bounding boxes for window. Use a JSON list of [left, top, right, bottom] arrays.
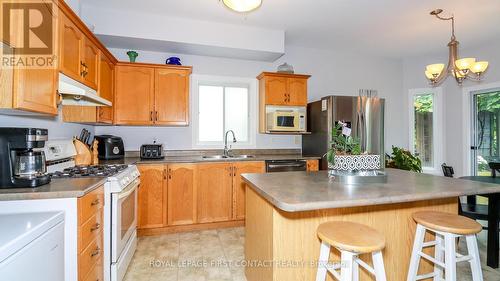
[[192, 75, 257, 148], [408, 88, 443, 174]]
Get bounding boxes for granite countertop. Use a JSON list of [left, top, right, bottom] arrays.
[[101, 154, 321, 165], [0, 177, 106, 201], [241, 169, 500, 212]]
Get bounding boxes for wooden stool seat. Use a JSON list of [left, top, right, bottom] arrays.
[[317, 221, 385, 254], [412, 211, 482, 235]]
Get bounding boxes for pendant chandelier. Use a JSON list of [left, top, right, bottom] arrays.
[[425, 9, 489, 85], [222, 0, 262, 13]]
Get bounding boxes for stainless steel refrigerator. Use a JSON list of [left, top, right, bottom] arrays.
[[302, 96, 385, 170]]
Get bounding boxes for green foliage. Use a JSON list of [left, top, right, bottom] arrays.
[[385, 146, 422, 173], [477, 92, 500, 113], [326, 123, 362, 165], [414, 94, 433, 113]]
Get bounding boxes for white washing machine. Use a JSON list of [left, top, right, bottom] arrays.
[[0, 212, 65, 281]]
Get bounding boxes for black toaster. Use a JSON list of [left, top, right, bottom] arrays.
[[94, 135, 125, 160], [140, 144, 164, 159]]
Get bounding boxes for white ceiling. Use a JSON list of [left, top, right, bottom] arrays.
[[83, 0, 500, 58]]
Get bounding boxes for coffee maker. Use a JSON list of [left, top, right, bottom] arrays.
[[0, 128, 51, 188]]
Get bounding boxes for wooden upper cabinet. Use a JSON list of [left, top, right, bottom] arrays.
[[287, 78, 308, 106], [264, 76, 288, 105], [154, 68, 190, 126], [0, 40, 57, 115], [59, 12, 83, 81], [197, 163, 233, 223], [97, 56, 114, 123], [82, 39, 100, 89], [137, 164, 165, 229], [114, 63, 192, 126], [258, 72, 310, 106], [114, 65, 155, 125], [167, 164, 197, 226], [233, 161, 265, 220]]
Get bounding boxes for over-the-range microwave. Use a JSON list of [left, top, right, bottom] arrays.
[[266, 106, 306, 132]]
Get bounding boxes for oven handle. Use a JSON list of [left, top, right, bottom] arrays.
[[117, 178, 140, 199]]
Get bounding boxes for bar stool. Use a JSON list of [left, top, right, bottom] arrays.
[[315, 221, 387, 281], [407, 211, 484, 281]]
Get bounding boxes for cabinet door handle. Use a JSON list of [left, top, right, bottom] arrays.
[[150, 111, 153, 121], [91, 247, 100, 257], [155, 111, 158, 121], [233, 167, 237, 177], [163, 169, 167, 180], [90, 199, 100, 206], [90, 223, 100, 232], [168, 169, 172, 179]]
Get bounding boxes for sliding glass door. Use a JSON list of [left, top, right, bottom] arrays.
[[471, 90, 500, 176]]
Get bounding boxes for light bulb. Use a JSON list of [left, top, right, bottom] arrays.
[[426, 63, 445, 76], [471, 61, 489, 74], [425, 70, 434, 80], [222, 0, 262, 12], [455, 58, 476, 71]]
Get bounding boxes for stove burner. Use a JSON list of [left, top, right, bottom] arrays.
[[49, 164, 128, 178]]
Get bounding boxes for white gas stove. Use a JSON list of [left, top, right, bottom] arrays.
[[44, 140, 139, 281]]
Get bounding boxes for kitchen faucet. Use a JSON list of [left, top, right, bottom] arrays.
[[223, 130, 237, 157]]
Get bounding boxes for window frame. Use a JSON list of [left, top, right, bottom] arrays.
[[191, 74, 257, 149], [408, 87, 444, 175]]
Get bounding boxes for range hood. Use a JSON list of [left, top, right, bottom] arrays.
[[58, 73, 112, 106]]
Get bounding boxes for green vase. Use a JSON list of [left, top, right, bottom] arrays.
[[126, 51, 138, 62]]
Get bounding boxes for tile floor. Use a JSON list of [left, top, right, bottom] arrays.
[[124, 227, 500, 281]]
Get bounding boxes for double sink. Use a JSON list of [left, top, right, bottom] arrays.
[[202, 155, 255, 160]]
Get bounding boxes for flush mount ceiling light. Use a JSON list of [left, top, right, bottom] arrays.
[[425, 9, 489, 86], [222, 0, 262, 13]]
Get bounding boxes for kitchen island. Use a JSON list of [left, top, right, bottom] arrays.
[[241, 169, 500, 281]]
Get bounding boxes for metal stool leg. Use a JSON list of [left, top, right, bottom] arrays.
[[372, 250, 387, 281], [316, 241, 331, 281], [466, 234, 484, 281], [407, 224, 426, 281]]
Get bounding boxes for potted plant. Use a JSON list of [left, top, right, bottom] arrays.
[[326, 123, 381, 173], [385, 146, 422, 172]]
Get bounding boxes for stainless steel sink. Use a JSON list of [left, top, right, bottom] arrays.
[[201, 154, 256, 160], [231, 155, 255, 159], [202, 155, 229, 159]]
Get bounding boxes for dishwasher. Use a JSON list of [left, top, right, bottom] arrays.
[[265, 160, 307, 172]]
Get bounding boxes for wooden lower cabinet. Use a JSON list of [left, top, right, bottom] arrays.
[[77, 185, 104, 281], [306, 159, 319, 171], [136, 161, 265, 235], [233, 161, 265, 220], [167, 164, 197, 226], [197, 163, 233, 223], [137, 164, 165, 229]]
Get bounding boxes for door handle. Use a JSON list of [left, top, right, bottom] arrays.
[[150, 111, 153, 121], [155, 111, 158, 121], [470, 146, 479, 150]]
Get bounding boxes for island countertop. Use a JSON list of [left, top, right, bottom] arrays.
[[241, 168, 500, 212]]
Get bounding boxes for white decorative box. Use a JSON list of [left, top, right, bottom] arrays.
[[329, 154, 381, 171]]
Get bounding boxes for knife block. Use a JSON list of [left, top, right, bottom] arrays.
[[74, 138, 92, 166]]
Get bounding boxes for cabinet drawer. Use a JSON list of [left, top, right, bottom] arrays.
[[78, 211, 103, 253], [78, 186, 104, 225], [79, 234, 103, 280], [82, 257, 103, 281]]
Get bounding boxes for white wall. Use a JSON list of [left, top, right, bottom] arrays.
[[0, 108, 94, 140], [402, 39, 500, 176], [96, 46, 404, 151]]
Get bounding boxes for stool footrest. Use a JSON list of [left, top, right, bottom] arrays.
[[422, 240, 438, 248], [354, 257, 375, 275], [415, 272, 437, 280], [418, 252, 445, 268]]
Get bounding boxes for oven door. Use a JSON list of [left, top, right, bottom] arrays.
[[111, 177, 139, 262]]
